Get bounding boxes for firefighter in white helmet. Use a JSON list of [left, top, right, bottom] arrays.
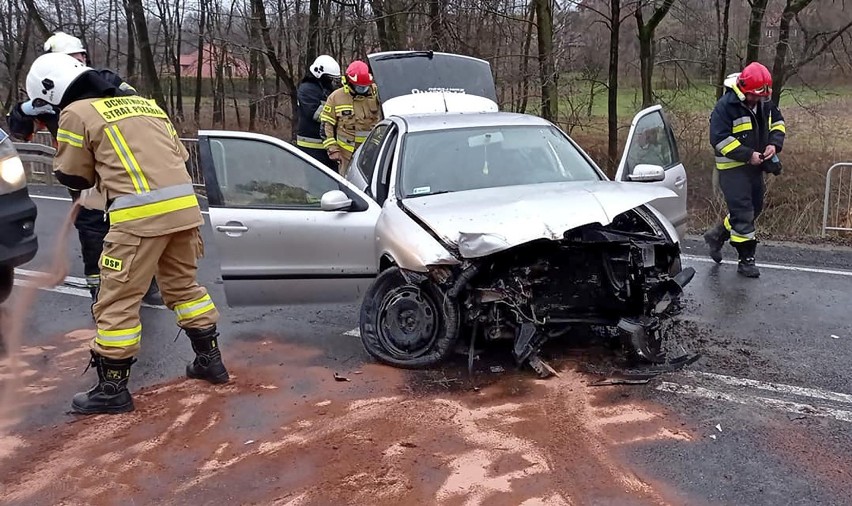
[[26, 52, 228, 415], [6, 32, 163, 307], [296, 55, 341, 169]]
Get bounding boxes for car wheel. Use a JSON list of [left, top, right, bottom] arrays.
[[359, 267, 460, 369], [0, 266, 12, 305]]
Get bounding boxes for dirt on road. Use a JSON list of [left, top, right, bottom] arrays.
[[0, 325, 709, 506]]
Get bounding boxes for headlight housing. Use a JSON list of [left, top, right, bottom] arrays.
[[0, 128, 27, 195]]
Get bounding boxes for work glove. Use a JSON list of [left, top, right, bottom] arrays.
[[760, 154, 782, 176], [20, 99, 56, 117]]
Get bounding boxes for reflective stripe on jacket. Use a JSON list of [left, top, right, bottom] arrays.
[[54, 96, 202, 237], [320, 86, 382, 157], [709, 84, 786, 170], [296, 78, 332, 150]]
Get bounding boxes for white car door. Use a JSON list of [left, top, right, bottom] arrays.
[[197, 130, 381, 306], [614, 105, 688, 237]]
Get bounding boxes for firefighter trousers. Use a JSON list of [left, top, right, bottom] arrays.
[[717, 165, 765, 243], [75, 207, 109, 289], [91, 226, 219, 360], [299, 146, 336, 172]]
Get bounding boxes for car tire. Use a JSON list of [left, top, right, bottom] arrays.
[[359, 267, 460, 369], [0, 266, 12, 305]]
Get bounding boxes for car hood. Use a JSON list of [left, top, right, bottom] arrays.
[[401, 181, 677, 258]]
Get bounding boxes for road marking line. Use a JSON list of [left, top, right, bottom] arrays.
[[686, 371, 852, 406], [657, 381, 852, 424], [682, 254, 852, 277], [29, 194, 210, 215], [13, 270, 167, 310]]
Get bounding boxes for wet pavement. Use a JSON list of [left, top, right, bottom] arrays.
[[1, 192, 851, 505]]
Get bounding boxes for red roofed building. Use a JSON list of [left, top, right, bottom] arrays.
[[178, 44, 249, 78]]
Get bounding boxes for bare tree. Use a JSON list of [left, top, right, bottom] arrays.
[[714, 0, 732, 99], [535, 0, 558, 121], [746, 0, 769, 63], [635, 0, 675, 108]]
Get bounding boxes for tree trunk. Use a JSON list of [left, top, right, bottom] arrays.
[[428, 0, 445, 51], [251, 0, 298, 133], [248, 0, 261, 130], [173, 0, 184, 120], [636, 0, 675, 109], [535, 0, 557, 122], [123, 0, 137, 82], [518, 0, 535, 114], [607, 0, 621, 173], [771, 0, 814, 105], [21, 0, 49, 38], [714, 0, 732, 99], [193, 0, 206, 123], [746, 0, 768, 63], [128, 0, 166, 109], [306, 0, 320, 69]]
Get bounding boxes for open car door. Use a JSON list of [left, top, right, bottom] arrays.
[[614, 105, 688, 237], [197, 131, 382, 306], [367, 51, 499, 116]]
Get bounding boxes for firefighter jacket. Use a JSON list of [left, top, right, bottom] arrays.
[[320, 86, 382, 157], [296, 77, 334, 150], [53, 96, 202, 237], [710, 84, 786, 171]]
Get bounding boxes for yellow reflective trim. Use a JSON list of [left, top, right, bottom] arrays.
[[109, 194, 199, 224], [102, 255, 123, 271], [320, 113, 337, 125], [57, 129, 83, 142], [297, 139, 325, 149], [337, 141, 355, 153], [96, 324, 142, 348], [720, 139, 741, 156], [113, 126, 150, 192], [729, 234, 752, 243], [354, 136, 367, 143], [105, 127, 143, 194], [91, 96, 168, 123], [175, 294, 216, 321], [770, 123, 786, 133], [732, 123, 752, 134], [724, 215, 732, 231], [322, 138, 337, 148], [57, 135, 83, 148], [335, 105, 354, 113], [716, 161, 745, 170]]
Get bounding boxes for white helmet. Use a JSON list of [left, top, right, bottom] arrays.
[[310, 55, 340, 79], [26, 53, 92, 106], [43, 31, 87, 55]]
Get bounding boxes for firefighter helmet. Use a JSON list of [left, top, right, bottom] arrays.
[[343, 60, 374, 96], [43, 32, 87, 56], [737, 62, 772, 97], [310, 55, 341, 79], [26, 53, 92, 106]]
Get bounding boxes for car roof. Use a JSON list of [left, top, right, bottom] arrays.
[[396, 111, 552, 133]]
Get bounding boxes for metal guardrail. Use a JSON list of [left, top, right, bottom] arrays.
[[13, 137, 205, 189], [822, 162, 852, 236]]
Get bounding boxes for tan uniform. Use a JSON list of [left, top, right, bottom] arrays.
[[320, 86, 382, 174], [55, 96, 218, 360]]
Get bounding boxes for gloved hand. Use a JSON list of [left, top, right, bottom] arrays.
[[20, 100, 56, 117], [760, 154, 782, 176]]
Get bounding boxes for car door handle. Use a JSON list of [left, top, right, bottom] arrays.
[[216, 225, 249, 233], [674, 177, 686, 188]]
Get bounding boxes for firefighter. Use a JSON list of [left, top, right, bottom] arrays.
[[296, 55, 340, 169], [26, 53, 229, 414], [703, 62, 785, 278], [6, 32, 163, 305], [321, 60, 382, 175]]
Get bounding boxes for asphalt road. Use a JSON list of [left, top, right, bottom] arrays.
[[1, 189, 851, 505]]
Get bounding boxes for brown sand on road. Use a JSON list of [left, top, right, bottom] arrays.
[[1, 332, 701, 506]]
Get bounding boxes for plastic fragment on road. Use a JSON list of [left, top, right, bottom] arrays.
[[333, 373, 351, 382], [831, 335, 840, 339], [715, 424, 722, 432], [244, 440, 255, 445], [316, 400, 332, 407], [710, 435, 717, 440]]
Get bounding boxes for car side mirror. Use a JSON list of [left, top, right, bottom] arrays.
[[628, 164, 666, 183], [320, 190, 353, 211]]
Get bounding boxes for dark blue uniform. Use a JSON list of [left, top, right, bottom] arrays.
[[708, 84, 786, 248], [296, 76, 335, 170]]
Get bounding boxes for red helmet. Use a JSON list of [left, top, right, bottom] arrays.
[[737, 62, 772, 97], [345, 61, 373, 86]]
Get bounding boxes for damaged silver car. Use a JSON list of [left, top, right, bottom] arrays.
[[197, 51, 694, 374]]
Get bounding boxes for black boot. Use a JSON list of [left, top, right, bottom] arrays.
[[185, 326, 230, 384], [733, 240, 760, 278], [142, 279, 164, 306], [71, 351, 135, 414], [703, 222, 729, 264]]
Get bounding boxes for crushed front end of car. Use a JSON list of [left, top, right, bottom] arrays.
[[424, 205, 695, 376]]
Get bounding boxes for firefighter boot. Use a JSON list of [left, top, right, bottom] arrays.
[[185, 325, 230, 384], [71, 351, 135, 414], [733, 240, 760, 278], [703, 222, 729, 264]]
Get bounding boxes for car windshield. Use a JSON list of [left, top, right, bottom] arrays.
[[399, 125, 601, 197]]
